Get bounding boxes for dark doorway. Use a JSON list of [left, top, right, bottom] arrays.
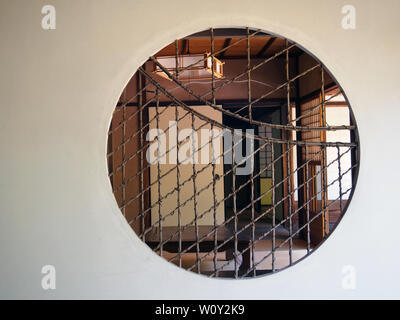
[[223, 106, 284, 222]]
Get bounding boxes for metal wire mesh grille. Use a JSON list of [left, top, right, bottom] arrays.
[[107, 28, 359, 278]]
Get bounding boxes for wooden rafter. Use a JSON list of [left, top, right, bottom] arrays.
[[257, 37, 276, 58]]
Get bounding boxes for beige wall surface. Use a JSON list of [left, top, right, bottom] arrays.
[[149, 105, 225, 227], [1, 0, 400, 299]]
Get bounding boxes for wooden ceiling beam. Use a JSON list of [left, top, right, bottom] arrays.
[[184, 28, 270, 39], [218, 38, 232, 58], [257, 37, 277, 58], [181, 39, 188, 54]]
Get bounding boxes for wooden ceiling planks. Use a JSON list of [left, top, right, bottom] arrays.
[[154, 36, 292, 58]]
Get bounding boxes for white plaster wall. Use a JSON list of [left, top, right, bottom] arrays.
[[0, 0, 399, 299]]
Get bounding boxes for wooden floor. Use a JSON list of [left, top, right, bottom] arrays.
[[159, 238, 311, 276]]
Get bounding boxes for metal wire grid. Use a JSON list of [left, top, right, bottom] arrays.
[[107, 28, 359, 278]]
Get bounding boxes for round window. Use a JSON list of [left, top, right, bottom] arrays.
[[107, 27, 359, 278]]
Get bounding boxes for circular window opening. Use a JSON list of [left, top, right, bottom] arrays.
[[107, 27, 360, 278]]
